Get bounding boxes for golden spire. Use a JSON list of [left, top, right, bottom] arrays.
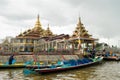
[[45, 24, 53, 36], [35, 14, 41, 28], [47, 24, 50, 30], [77, 16, 82, 27]]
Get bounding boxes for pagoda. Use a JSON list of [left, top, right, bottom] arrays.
[[72, 17, 92, 38], [12, 15, 53, 52], [44, 24, 53, 37], [17, 15, 53, 38], [70, 17, 98, 54]]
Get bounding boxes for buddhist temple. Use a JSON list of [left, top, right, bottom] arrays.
[[72, 17, 92, 38], [70, 17, 98, 55], [33, 17, 97, 55], [2, 15, 97, 55], [17, 15, 53, 38], [12, 15, 54, 52]]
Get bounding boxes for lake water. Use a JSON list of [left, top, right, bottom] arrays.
[[0, 61, 120, 80]]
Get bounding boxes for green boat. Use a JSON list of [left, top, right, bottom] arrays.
[[0, 63, 25, 69]]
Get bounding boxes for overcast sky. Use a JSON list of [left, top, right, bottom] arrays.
[[0, 0, 120, 46]]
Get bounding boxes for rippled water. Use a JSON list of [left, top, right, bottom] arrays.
[[0, 61, 120, 80]]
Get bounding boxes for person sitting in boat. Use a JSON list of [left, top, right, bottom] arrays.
[[102, 49, 106, 56], [90, 48, 96, 59], [8, 54, 15, 65], [104, 52, 110, 57], [111, 53, 116, 56]]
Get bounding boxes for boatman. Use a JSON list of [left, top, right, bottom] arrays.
[[91, 49, 96, 59], [8, 54, 15, 65]]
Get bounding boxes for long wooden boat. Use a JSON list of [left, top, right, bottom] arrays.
[[26, 64, 62, 70], [0, 63, 25, 69], [103, 56, 120, 61], [34, 57, 103, 74]]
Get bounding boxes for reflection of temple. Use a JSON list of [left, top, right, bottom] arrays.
[[12, 15, 54, 52]]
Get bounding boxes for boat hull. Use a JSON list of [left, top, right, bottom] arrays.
[[103, 57, 120, 61], [35, 59, 102, 74], [26, 64, 62, 70], [0, 64, 25, 69]]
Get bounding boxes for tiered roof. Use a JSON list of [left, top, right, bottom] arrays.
[[16, 15, 96, 41], [16, 15, 53, 39], [72, 17, 92, 38], [44, 24, 53, 37]]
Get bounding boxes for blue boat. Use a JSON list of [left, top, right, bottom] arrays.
[[24, 56, 103, 74]]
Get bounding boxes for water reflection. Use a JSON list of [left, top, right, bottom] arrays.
[[28, 67, 97, 80], [7, 70, 14, 79], [89, 61, 120, 80], [0, 61, 120, 80], [0, 69, 29, 80]]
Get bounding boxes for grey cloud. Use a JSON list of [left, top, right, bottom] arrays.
[[0, 13, 36, 28], [0, 0, 9, 6], [0, 0, 120, 44], [62, 0, 87, 7], [4, 14, 35, 21], [23, 0, 76, 26]]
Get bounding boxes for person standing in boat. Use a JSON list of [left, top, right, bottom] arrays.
[[102, 49, 106, 56], [91, 48, 96, 59], [8, 54, 15, 65]]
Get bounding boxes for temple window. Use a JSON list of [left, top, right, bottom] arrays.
[[20, 39, 23, 43], [26, 39, 31, 43]]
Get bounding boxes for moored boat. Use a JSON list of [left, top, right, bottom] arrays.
[[27, 57, 103, 74], [103, 56, 120, 61], [0, 54, 32, 69], [0, 63, 25, 69], [101, 52, 120, 61], [25, 63, 63, 70], [22, 18, 101, 75], [35, 57, 102, 74]]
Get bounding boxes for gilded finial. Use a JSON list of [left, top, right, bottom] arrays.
[[47, 24, 50, 29], [78, 16, 81, 25], [37, 14, 39, 22], [35, 14, 41, 28]]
